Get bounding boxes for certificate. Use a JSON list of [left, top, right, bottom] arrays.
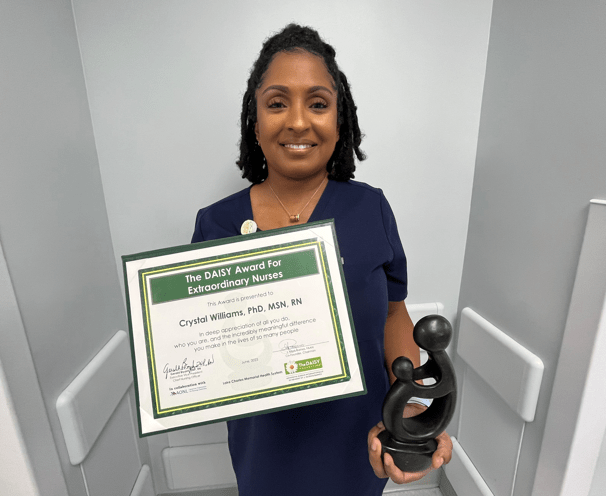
[[123, 220, 366, 436]]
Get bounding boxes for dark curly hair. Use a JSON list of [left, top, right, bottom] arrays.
[[237, 24, 366, 184]]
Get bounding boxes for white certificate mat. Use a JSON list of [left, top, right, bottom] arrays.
[[123, 220, 365, 436]]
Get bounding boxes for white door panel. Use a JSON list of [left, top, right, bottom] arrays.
[[56, 330, 133, 465], [458, 367, 523, 496], [81, 395, 141, 496], [458, 308, 544, 422], [450, 308, 544, 496], [56, 331, 156, 495], [444, 438, 494, 496]]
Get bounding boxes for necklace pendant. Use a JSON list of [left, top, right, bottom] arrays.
[[268, 176, 327, 225]]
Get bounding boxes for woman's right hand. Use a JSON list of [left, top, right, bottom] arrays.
[[367, 404, 453, 484]]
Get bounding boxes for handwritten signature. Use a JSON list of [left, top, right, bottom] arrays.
[[163, 356, 215, 379], [279, 339, 303, 354]]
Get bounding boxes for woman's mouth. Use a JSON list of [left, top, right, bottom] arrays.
[[282, 143, 316, 149]]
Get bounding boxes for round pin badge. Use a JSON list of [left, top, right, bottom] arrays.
[[240, 219, 258, 235]]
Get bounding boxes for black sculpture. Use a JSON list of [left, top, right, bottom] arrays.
[[378, 315, 457, 472]]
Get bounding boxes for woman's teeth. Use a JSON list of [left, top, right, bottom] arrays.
[[284, 144, 313, 149]]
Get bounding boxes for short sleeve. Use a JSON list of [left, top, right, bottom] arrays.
[[380, 192, 408, 301], [191, 209, 206, 243]]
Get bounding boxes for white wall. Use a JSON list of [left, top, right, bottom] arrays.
[[71, 0, 493, 326], [0, 0, 148, 494], [456, 0, 606, 494]]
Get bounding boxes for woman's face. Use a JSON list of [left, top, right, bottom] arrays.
[[255, 50, 339, 182]]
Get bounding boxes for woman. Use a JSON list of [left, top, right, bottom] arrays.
[[192, 24, 452, 496]]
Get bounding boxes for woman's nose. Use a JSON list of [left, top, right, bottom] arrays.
[[286, 103, 309, 132]]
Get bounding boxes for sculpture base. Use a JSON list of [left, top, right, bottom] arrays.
[[378, 430, 438, 473]]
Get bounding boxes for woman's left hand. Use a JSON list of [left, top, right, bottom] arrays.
[[367, 404, 453, 484]]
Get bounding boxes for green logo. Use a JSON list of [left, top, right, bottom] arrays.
[[284, 357, 323, 374]]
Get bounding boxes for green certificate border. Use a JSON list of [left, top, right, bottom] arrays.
[[123, 220, 366, 437], [140, 239, 350, 418]]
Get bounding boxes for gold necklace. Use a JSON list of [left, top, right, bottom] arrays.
[[267, 177, 327, 222]]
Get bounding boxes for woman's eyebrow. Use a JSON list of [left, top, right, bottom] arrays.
[[308, 85, 334, 95], [261, 85, 288, 95], [261, 84, 334, 95]]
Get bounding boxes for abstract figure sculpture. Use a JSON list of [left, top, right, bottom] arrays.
[[378, 315, 457, 472]]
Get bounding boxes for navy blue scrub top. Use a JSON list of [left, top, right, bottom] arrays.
[[192, 179, 408, 496]]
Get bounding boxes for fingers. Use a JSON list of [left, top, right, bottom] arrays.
[[368, 422, 433, 484], [431, 431, 454, 469], [368, 424, 454, 484], [368, 423, 388, 478], [367, 421, 385, 446]]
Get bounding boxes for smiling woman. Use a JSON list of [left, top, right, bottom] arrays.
[[255, 51, 339, 182], [190, 23, 452, 496], [252, 51, 340, 227], [237, 24, 365, 187]]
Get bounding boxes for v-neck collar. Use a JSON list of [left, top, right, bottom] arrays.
[[246, 179, 335, 230]]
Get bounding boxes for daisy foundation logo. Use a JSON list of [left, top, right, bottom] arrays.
[[284, 357, 322, 374]]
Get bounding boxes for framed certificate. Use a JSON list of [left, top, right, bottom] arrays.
[[123, 220, 365, 436]]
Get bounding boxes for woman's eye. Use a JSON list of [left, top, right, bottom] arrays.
[[267, 99, 286, 108], [310, 100, 328, 109]]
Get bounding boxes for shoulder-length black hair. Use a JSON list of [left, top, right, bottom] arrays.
[[237, 24, 366, 184]]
